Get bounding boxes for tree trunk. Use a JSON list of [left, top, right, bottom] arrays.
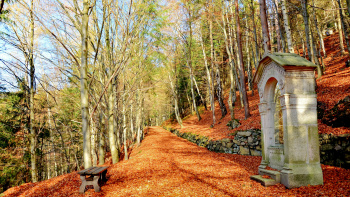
[[221, 8, 236, 121], [98, 112, 105, 165], [228, 4, 244, 108], [130, 104, 134, 139], [136, 87, 143, 144], [338, 0, 350, 55], [122, 82, 128, 161], [259, 0, 271, 53], [91, 116, 97, 166], [310, 25, 323, 77], [29, 0, 37, 183], [236, 0, 251, 119], [46, 92, 52, 179], [105, 1, 119, 164], [273, 0, 283, 52], [81, 0, 92, 169], [245, 18, 253, 91], [190, 67, 201, 121], [168, 74, 183, 128], [338, 19, 345, 55], [251, 0, 260, 67], [281, 0, 293, 53], [199, 28, 214, 118], [214, 52, 227, 119], [209, 6, 216, 127], [188, 11, 201, 121], [193, 76, 206, 110], [301, 0, 313, 61], [312, 0, 326, 57]]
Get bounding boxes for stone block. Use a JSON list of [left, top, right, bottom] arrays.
[[226, 143, 234, 148], [239, 146, 250, 155], [232, 139, 240, 144], [248, 137, 253, 143], [237, 131, 252, 137], [251, 150, 262, 156], [321, 144, 333, 151]]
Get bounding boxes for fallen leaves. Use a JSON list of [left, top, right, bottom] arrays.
[[4, 127, 350, 196]]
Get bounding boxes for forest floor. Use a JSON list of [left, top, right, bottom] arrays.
[[165, 32, 350, 140], [3, 127, 350, 197]]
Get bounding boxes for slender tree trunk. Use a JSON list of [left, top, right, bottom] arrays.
[[98, 112, 105, 165], [200, 29, 214, 116], [251, 0, 260, 67], [91, 117, 97, 166], [46, 92, 52, 179], [105, 1, 119, 164], [259, 0, 271, 53], [346, 0, 350, 16], [301, 0, 313, 61], [29, 0, 37, 183], [81, 0, 92, 169], [193, 76, 206, 110], [228, 4, 244, 108], [123, 108, 128, 160], [281, 0, 294, 53], [122, 81, 128, 161], [130, 104, 134, 139], [312, 0, 326, 57], [310, 25, 323, 77], [209, 5, 216, 127], [136, 87, 142, 144], [245, 18, 253, 91], [236, 0, 251, 119], [221, 8, 236, 121], [214, 52, 227, 118], [188, 11, 201, 121], [277, 0, 286, 52], [337, 6, 345, 55], [272, 1, 283, 52], [338, 0, 350, 55], [189, 67, 201, 121], [169, 74, 183, 128]]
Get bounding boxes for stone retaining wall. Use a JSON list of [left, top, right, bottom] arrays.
[[164, 127, 350, 169], [319, 134, 350, 169]]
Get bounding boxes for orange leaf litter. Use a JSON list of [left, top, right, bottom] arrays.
[[4, 127, 350, 196]]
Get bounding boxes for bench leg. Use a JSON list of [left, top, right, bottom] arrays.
[[101, 170, 107, 182], [79, 175, 87, 194], [92, 176, 101, 192]]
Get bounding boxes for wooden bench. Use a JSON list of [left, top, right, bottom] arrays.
[[78, 166, 108, 193]]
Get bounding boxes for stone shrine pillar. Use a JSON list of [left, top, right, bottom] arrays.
[[253, 53, 323, 188]]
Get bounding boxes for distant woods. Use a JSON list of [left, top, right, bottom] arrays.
[[0, 0, 350, 192]]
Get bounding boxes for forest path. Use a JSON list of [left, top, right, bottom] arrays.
[[100, 126, 264, 196], [4, 126, 350, 196]]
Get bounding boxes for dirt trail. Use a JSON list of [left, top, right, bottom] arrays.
[[4, 127, 350, 196]]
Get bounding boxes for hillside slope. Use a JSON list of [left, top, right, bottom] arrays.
[[165, 32, 350, 140]]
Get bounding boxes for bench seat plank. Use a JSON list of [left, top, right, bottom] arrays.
[[89, 167, 107, 175], [78, 167, 95, 175]]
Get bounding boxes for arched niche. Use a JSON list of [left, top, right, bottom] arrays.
[[253, 53, 323, 188]]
